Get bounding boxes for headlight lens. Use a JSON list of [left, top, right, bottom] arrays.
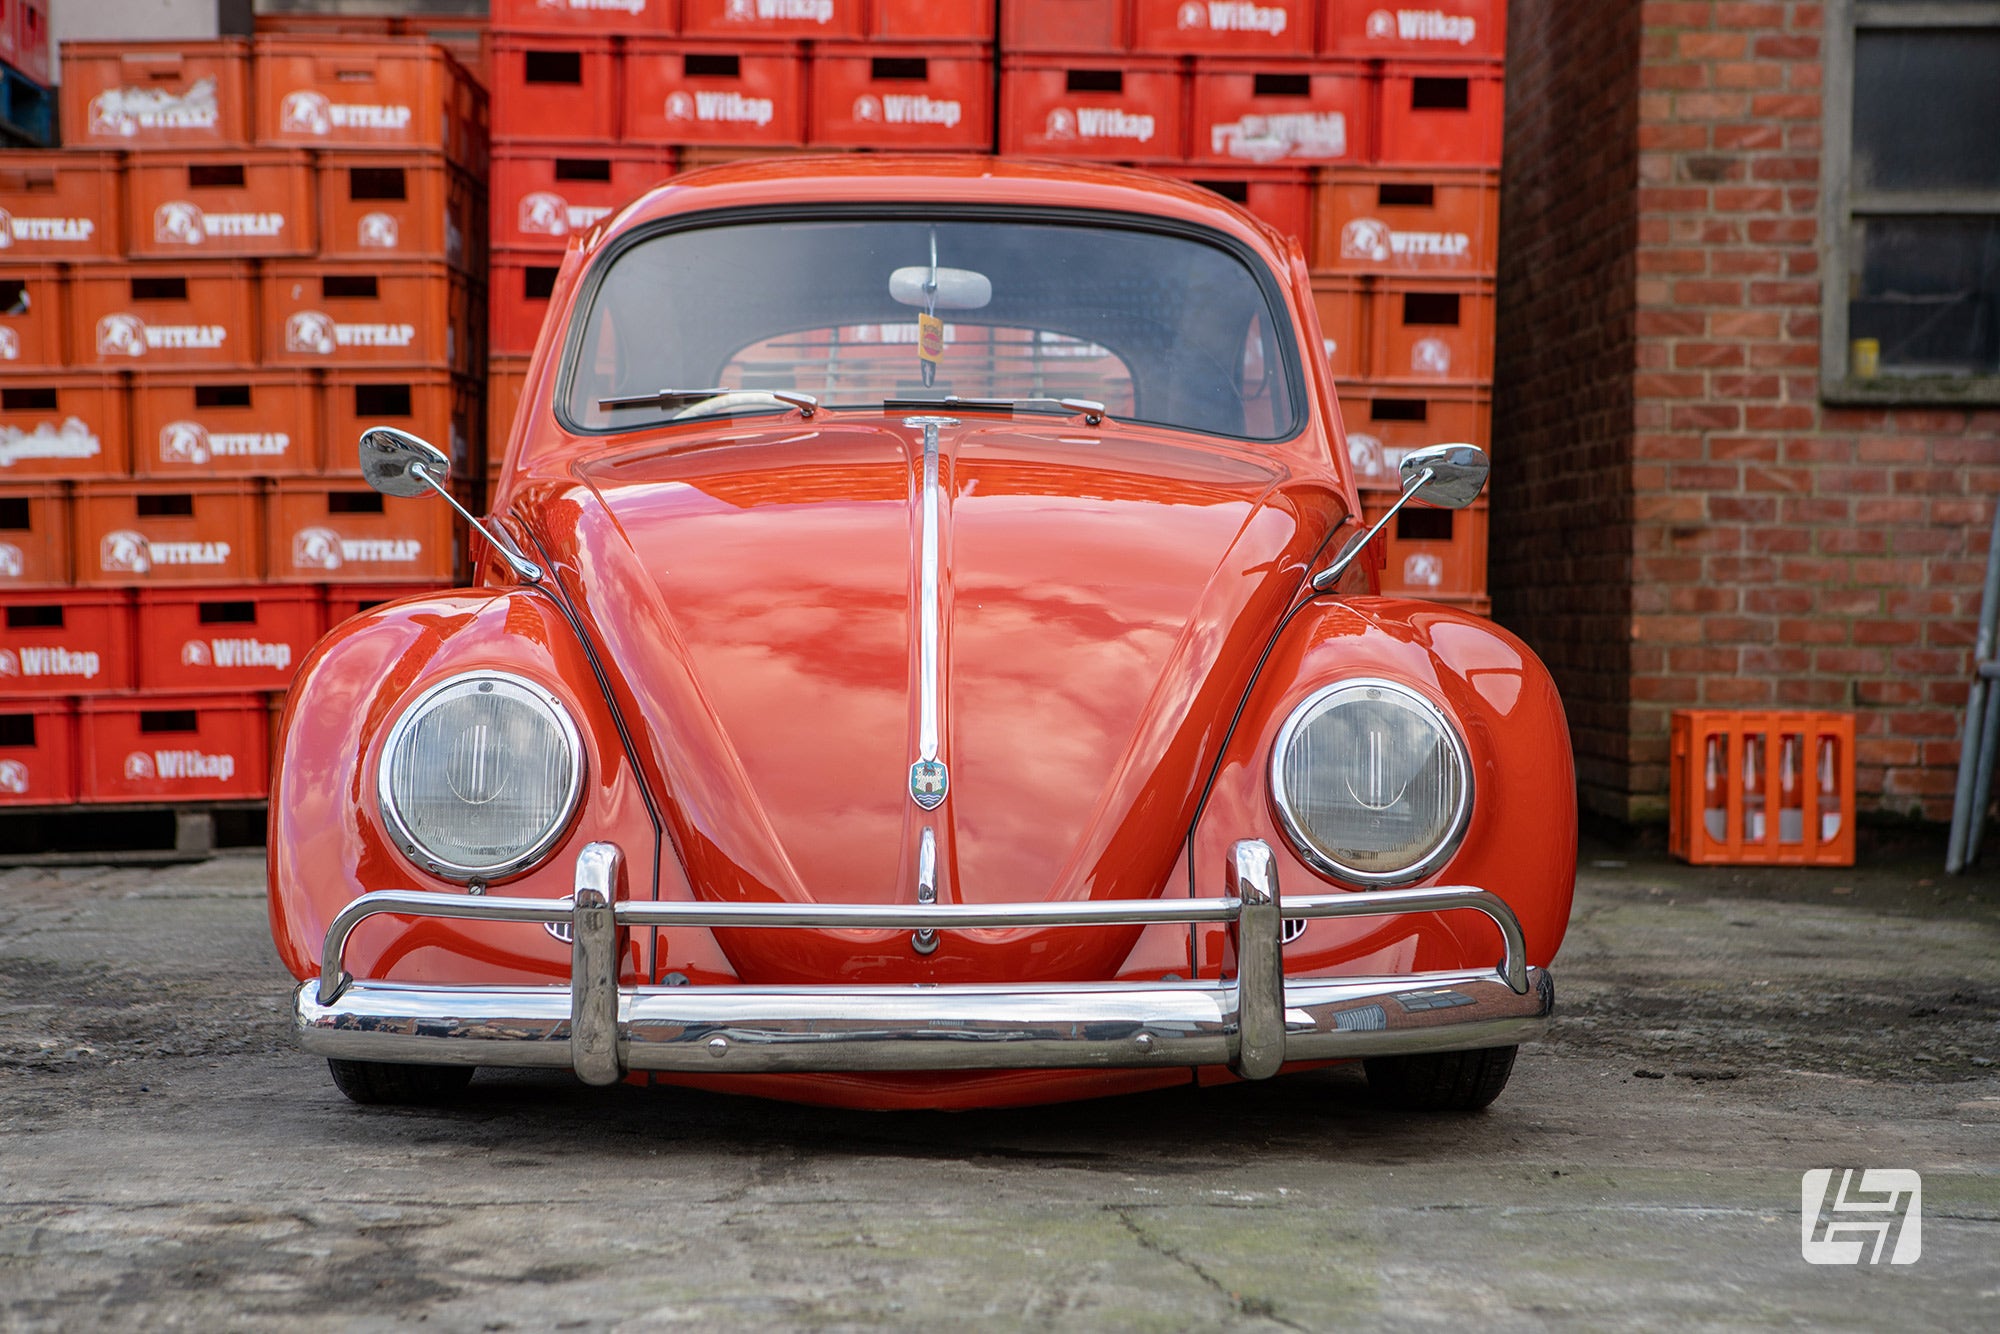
[[1270, 679, 1471, 884], [378, 671, 584, 881]]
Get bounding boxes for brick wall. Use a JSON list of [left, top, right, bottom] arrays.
[[1491, 0, 1643, 822], [1498, 0, 2000, 824]]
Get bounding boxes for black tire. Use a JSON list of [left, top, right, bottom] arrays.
[[326, 1058, 475, 1106], [1363, 1045, 1518, 1111]]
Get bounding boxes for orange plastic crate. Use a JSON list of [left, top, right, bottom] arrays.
[[123, 150, 316, 259], [0, 151, 122, 261], [1369, 277, 1493, 383], [266, 481, 458, 583], [1310, 276, 1367, 381], [77, 693, 269, 803], [1337, 383, 1490, 489], [1363, 494, 1486, 597], [624, 39, 809, 147], [1133, 0, 1314, 56], [1376, 63, 1504, 167], [0, 484, 68, 588], [870, 0, 994, 41], [321, 371, 480, 480], [491, 34, 620, 144], [681, 0, 863, 39], [492, 144, 672, 251], [59, 39, 252, 148], [318, 150, 481, 272], [253, 36, 485, 169], [72, 482, 262, 586], [1312, 167, 1499, 275], [490, 0, 675, 32], [808, 44, 993, 150], [1670, 711, 1857, 867], [487, 355, 532, 470], [0, 699, 76, 806], [0, 374, 129, 480], [1188, 58, 1369, 166], [999, 56, 1185, 162], [490, 250, 566, 356], [263, 261, 473, 373], [0, 590, 133, 696], [130, 371, 320, 479], [1000, 0, 1127, 52], [135, 586, 322, 694], [1157, 166, 1313, 246], [0, 266, 64, 370], [1320, 0, 1507, 59], [67, 262, 258, 369]]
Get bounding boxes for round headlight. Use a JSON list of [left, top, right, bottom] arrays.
[[1270, 679, 1472, 885], [378, 671, 584, 882]]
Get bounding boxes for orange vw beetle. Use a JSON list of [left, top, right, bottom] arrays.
[[270, 157, 1574, 1112]]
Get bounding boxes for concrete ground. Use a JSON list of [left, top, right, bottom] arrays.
[[1, 841, 1996, 1331]]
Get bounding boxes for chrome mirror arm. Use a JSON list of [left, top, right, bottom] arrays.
[[1311, 467, 1434, 592], [408, 463, 544, 585]]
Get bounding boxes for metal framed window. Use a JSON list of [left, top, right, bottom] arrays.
[[1821, 2, 2000, 404]]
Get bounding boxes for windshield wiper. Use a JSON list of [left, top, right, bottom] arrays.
[[881, 395, 1104, 426], [599, 387, 818, 416]]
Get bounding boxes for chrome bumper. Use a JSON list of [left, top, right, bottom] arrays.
[[294, 840, 1554, 1084]]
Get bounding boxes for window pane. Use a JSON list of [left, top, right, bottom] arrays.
[[1853, 31, 2000, 192], [1848, 216, 2000, 376]]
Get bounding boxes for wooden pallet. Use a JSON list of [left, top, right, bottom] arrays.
[[0, 801, 266, 866]]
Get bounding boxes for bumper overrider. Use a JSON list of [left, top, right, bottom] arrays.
[[294, 840, 1554, 1085]]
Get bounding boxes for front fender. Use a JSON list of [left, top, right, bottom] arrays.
[[1191, 596, 1576, 977], [266, 587, 658, 988]]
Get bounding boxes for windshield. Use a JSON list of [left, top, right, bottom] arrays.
[[561, 214, 1302, 440]]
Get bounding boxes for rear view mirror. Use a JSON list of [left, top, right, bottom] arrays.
[[889, 265, 992, 311], [1400, 443, 1489, 509], [359, 426, 450, 499]]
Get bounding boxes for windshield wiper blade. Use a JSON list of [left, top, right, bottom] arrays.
[[881, 395, 1105, 425], [599, 387, 819, 416]]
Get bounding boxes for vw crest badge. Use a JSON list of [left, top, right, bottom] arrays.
[[910, 759, 948, 810]]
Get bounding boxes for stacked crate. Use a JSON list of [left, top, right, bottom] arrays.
[[0, 36, 485, 810], [0, 0, 52, 147]]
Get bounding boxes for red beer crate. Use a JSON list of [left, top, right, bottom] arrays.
[[1670, 710, 1857, 867], [999, 0, 1127, 52], [77, 693, 269, 803], [808, 44, 993, 150], [488, 355, 532, 468], [1310, 277, 1366, 381], [0, 484, 68, 588], [1320, 0, 1507, 59], [263, 261, 474, 374], [72, 482, 262, 587], [0, 151, 122, 260], [1188, 58, 1368, 165], [1364, 494, 1486, 598], [59, 40, 251, 149], [681, 0, 864, 40], [254, 37, 486, 169], [266, 481, 458, 584], [130, 371, 320, 479], [1370, 277, 1493, 383], [67, 262, 257, 369], [999, 56, 1184, 162], [1133, 0, 1314, 57], [0, 374, 128, 480], [5, 0, 50, 87], [0, 265, 62, 370], [1158, 166, 1313, 244], [624, 39, 809, 147], [136, 587, 322, 694], [322, 372, 481, 480], [251, 13, 392, 37], [493, 144, 671, 251], [491, 35, 619, 144], [870, 0, 994, 41], [0, 591, 133, 696], [318, 151, 481, 273], [1377, 63, 1505, 167], [491, 249, 567, 356], [1337, 383, 1489, 489], [123, 150, 316, 259], [324, 582, 452, 629], [0, 700, 75, 806], [1311, 167, 1498, 274], [491, 0, 676, 33]]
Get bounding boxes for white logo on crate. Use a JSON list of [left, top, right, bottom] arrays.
[[128, 748, 237, 782], [855, 94, 963, 128], [160, 420, 211, 465], [1405, 552, 1444, 588], [1802, 1170, 1922, 1265], [182, 637, 294, 672], [88, 79, 220, 137], [159, 420, 288, 464], [0, 645, 101, 679], [1412, 336, 1453, 375], [1341, 217, 1473, 263], [94, 314, 228, 357], [668, 91, 776, 126], [0, 328, 18, 360], [181, 640, 212, 667], [520, 191, 573, 237], [0, 760, 28, 795], [1211, 113, 1345, 161], [280, 89, 414, 136], [285, 312, 414, 354], [293, 526, 345, 571], [100, 529, 152, 574], [124, 751, 156, 781], [1348, 431, 1387, 480], [285, 311, 337, 355], [358, 212, 400, 248], [727, 0, 833, 22], [1342, 218, 1392, 263], [153, 201, 286, 246], [542, 0, 649, 11], [1181, 2, 1290, 35], [291, 526, 423, 571], [1046, 107, 1155, 144], [853, 95, 881, 122], [1370, 9, 1478, 44], [0, 418, 103, 467], [0, 543, 22, 577], [0, 207, 98, 248]]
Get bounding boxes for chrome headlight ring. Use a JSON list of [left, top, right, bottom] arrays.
[[1269, 677, 1474, 887], [376, 669, 586, 884]]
